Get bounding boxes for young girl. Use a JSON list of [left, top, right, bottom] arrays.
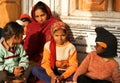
[[32, 21, 78, 83], [23, 1, 61, 64], [73, 27, 120, 83], [0, 22, 31, 83], [20, 13, 31, 36], [20, 14, 31, 44]]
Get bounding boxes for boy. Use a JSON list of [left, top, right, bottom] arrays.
[[73, 27, 120, 83], [0, 21, 31, 83]]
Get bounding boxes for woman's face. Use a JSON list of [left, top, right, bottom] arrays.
[[34, 9, 48, 24]]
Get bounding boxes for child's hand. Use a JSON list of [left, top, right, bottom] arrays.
[[56, 75, 64, 82], [51, 77, 56, 83], [50, 72, 57, 83], [13, 66, 24, 77]]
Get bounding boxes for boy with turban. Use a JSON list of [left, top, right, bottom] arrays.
[[73, 27, 120, 83]]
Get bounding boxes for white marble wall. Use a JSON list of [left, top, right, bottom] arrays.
[[21, 0, 120, 26]]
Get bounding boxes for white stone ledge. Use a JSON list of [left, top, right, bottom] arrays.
[[60, 16, 120, 26]]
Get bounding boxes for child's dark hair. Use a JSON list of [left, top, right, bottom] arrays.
[[2, 21, 24, 40], [21, 18, 31, 23], [0, 28, 2, 38], [33, 1, 50, 19]]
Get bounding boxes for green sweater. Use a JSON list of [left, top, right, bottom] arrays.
[[0, 39, 29, 73]]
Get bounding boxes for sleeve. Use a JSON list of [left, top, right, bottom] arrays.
[[111, 63, 120, 83], [18, 44, 29, 70], [73, 52, 92, 82], [41, 46, 54, 76], [61, 50, 78, 79], [0, 51, 14, 73]]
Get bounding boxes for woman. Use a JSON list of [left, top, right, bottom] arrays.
[[23, 1, 61, 64]]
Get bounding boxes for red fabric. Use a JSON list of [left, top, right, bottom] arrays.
[[31, 1, 52, 22], [23, 2, 60, 63], [20, 13, 30, 20], [50, 38, 56, 69]]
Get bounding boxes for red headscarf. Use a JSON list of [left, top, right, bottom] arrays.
[[23, 1, 60, 63], [50, 21, 67, 69]]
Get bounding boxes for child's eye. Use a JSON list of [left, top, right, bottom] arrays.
[[35, 15, 39, 18], [62, 35, 66, 37], [55, 35, 59, 37], [101, 47, 105, 49]]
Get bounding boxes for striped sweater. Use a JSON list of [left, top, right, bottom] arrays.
[[0, 39, 29, 73], [41, 41, 78, 79], [73, 51, 120, 83]]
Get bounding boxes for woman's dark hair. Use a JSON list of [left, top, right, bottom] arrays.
[[33, 1, 50, 19], [2, 21, 24, 40]]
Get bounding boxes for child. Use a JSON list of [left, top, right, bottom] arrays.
[[20, 14, 31, 42], [20, 13, 31, 36], [0, 21, 31, 83], [32, 21, 78, 83], [73, 27, 120, 83]]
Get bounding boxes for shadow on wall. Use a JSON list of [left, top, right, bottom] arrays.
[[53, 11, 75, 42], [53, 11, 60, 19], [66, 24, 75, 42], [74, 35, 87, 64]]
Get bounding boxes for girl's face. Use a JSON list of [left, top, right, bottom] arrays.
[[34, 9, 47, 24], [53, 29, 67, 45], [23, 21, 29, 35], [95, 43, 106, 54]]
